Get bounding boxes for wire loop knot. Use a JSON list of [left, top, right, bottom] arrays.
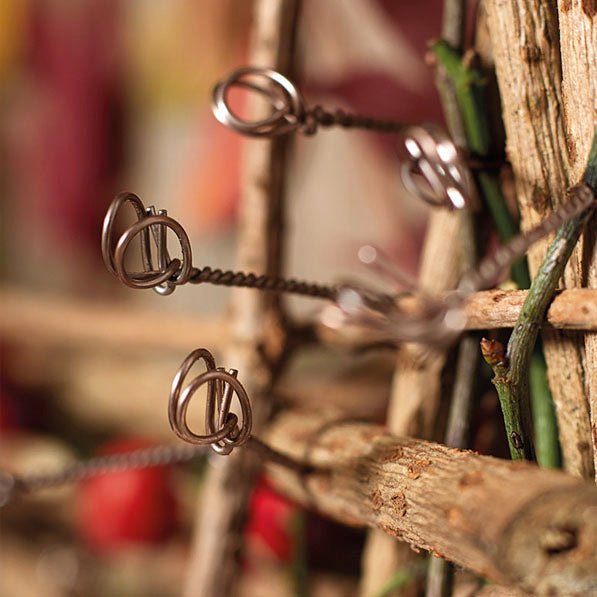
[[212, 66, 305, 137], [400, 124, 477, 210], [101, 192, 193, 295], [169, 348, 252, 455]]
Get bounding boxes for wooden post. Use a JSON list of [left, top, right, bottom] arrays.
[[182, 1, 300, 595]]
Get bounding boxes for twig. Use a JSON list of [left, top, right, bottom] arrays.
[[431, 35, 562, 469], [483, 177, 597, 459], [183, 2, 300, 595], [427, 334, 480, 597]]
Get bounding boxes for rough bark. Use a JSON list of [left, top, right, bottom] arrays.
[[360, 211, 469, 597], [557, 0, 597, 480], [266, 409, 597, 596], [484, 0, 594, 478], [183, 2, 300, 595]]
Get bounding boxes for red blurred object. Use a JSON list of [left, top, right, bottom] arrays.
[[245, 477, 297, 563], [76, 438, 178, 552]]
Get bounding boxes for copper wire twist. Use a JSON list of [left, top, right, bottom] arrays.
[[458, 184, 596, 295], [102, 193, 337, 299], [169, 348, 252, 455], [399, 124, 478, 210], [212, 66, 406, 138], [212, 68, 482, 212], [322, 185, 596, 346]]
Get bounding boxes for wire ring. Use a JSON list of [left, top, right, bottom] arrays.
[[169, 349, 252, 454], [114, 214, 193, 290], [102, 193, 193, 294], [212, 66, 305, 137], [400, 124, 477, 210]]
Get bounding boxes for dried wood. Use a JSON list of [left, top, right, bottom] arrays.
[[484, 0, 594, 478], [359, 211, 469, 597], [1, 287, 596, 358], [557, 0, 597, 480], [266, 409, 597, 596], [183, 2, 300, 595]]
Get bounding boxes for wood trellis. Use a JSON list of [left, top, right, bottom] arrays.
[[2, 1, 596, 597], [177, 1, 597, 596]]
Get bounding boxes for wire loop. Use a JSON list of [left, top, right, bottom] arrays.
[[102, 192, 193, 295], [212, 66, 305, 137], [169, 348, 252, 455], [400, 124, 477, 210]]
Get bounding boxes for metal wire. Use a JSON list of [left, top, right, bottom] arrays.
[[212, 69, 485, 212], [321, 185, 596, 346], [458, 184, 596, 294], [102, 193, 337, 299], [0, 444, 208, 507], [168, 348, 310, 471], [168, 348, 252, 455], [400, 123, 478, 210], [0, 348, 310, 507], [212, 66, 406, 137]]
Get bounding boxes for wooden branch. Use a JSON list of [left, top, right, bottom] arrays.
[[558, 0, 597, 480], [2, 286, 595, 357], [484, 0, 594, 479], [183, 2, 300, 596], [461, 288, 597, 331], [265, 409, 597, 596]]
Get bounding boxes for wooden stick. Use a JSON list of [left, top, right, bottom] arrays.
[[484, 0, 594, 479], [265, 409, 597, 596], [558, 0, 597, 481], [1, 286, 595, 356], [182, 2, 300, 595]]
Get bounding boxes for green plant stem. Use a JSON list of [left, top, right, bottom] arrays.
[[482, 136, 597, 459], [433, 38, 568, 468], [530, 348, 560, 468]]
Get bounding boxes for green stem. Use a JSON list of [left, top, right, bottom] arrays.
[[432, 38, 571, 468], [431, 40, 490, 156], [530, 348, 560, 468], [482, 133, 597, 460]]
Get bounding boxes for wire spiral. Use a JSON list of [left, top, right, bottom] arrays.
[[212, 66, 406, 137], [400, 124, 477, 210], [102, 192, 193, 296], [169, 348, 252, 455], [102, 193, 337, 299]]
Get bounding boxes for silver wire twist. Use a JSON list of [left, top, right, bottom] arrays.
[[321, 183, 596, 347], [102, 192, 193, 296], [102, 193, 337, 299], [400, 124, 477, 210], [169, 348, 252, 455], [212, 66, 406, 137]]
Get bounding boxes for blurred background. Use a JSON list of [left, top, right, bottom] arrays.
[[0, 1, 445, 595]]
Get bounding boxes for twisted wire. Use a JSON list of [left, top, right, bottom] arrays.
[[102, 193, 337, 300], [0, 444, 207, 506], [322, 184, 595, 347], [168, 348, 306, 468], [300, 105, 406, 135], [459, 184, 596, 294], [188, 266, 337, 299], [212, 66, 405, 138]]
